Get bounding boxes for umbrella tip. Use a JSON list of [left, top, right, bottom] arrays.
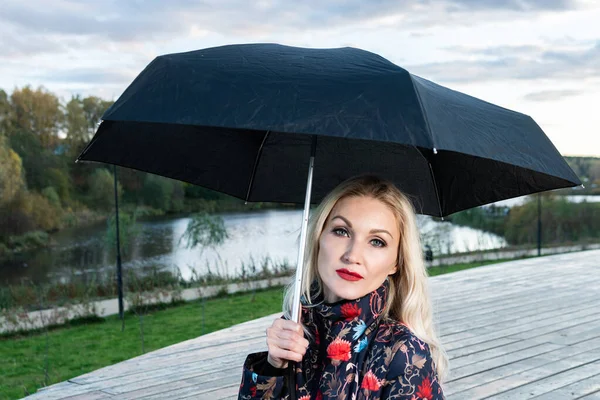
[[433, 148, 438, 155], [581, 184, 585, 189]]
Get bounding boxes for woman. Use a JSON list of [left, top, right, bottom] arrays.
[[239, 175, 448, 399]]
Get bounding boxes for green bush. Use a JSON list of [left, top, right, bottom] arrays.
[[0, 242, 8, 258], [46, 168, 72, 203], [142, 174, 172, 210], [105, 211, 140, 255], [449, 195, 600, 246], [7, 231, 49, 251], [42, 186, 61, 208], [179, 212, 228, 254], [28, 192, 61, 231], [170, 181, 185, 212], [505, 197, 600, 245], [0, 199, 35, 237], [142, 175, 184, 212], [88, 168, 122, 211]]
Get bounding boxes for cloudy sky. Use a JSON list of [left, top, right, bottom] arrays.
[[1, 0, 598, 156]]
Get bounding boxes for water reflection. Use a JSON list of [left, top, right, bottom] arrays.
[[0, 209, 507, 286]]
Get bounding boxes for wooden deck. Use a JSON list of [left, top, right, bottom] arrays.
[[26, 250, 600, 399]]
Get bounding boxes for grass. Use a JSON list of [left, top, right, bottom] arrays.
[[0, 256, 525, 399], [0, 287, 284, 400], [427, 258, 517, 276]]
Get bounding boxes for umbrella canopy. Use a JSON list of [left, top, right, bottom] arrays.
[[78, 43, 580, 216]]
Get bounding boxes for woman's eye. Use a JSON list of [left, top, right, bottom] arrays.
[[333, 227, 349, 237], [370, 238, 386, 248]]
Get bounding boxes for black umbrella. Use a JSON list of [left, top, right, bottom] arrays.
[[77, 43, 580, 321]]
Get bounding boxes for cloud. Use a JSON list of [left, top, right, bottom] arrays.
[[38, 68, 136, 85], [408, 41, 600, 83], [441, 0, 576, 11], [0, 0, 593, 91], [523, 89, 583, 101], [0, 26, 68, 57], [0, 0, 584, 45]]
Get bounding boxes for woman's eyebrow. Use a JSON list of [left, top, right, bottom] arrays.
[[331, 216, 393, 239], [370, 229, 393, 239], [331, 215, 352, 227]]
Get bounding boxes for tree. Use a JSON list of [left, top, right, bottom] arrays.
[[9, 86, 63, 149], [179, 212, 228, 257], [64, 96, 114, 195], [0, 89, 10, 133], [81, 96, 113, 134], [64, 95, 113, 151], [8, 128, 60, 192], [0, 134, 26, 207], [64, 96, 89, 148]]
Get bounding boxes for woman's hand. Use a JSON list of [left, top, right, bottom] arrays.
[[266, 319, 310, 369]]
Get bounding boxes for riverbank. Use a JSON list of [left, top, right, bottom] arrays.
[[4, 242, 598, 335], [0, 200, 298, 260], [429, 241, 600, 266]]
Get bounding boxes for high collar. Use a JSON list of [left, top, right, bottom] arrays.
[[302, 279, 389, 333]]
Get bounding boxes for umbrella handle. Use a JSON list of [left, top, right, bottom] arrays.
[[291, 136, 316, 323]]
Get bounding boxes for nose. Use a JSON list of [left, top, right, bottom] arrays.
[[342, 239, 363, 264]]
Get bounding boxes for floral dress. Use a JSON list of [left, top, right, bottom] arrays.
[[238, 282, 445, 399]]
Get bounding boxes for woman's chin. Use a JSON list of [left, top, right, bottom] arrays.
[[326, 286, 365, 303]]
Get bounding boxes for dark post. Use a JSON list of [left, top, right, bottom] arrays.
[[537, 193, 542, 256], [113, 165, 124, 321]]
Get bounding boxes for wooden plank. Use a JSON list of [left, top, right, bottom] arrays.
[[439, 295, 600, 337], [446, 349, 600, 399], [448, 339, 600, 398], [579, 391, 600, 399], [62, 391, 113, 400], [447, 337, 522, 359], [438, 285, 600, 320], [443, 311, 600, 350], [533, 373, 600, 399], [485, 360, 600, 399], [114, 368, 237, 399], [22, 250, 600, 400], [450, 340, 563, 370]]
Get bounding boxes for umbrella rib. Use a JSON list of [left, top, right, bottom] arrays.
[[245, 130, 270, 202], [427, 161, 444, 218], [409, 74, 437, 151], [414, 146, 444, 217]]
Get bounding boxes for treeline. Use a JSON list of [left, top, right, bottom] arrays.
[[448, 195, 600, 246], [0, 86, 269, 257], [563, 156, 600, 194]]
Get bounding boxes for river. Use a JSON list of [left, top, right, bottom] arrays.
[[0, 209, 508, 286]]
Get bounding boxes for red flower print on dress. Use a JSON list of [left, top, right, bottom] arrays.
[[340, 303, 361, 320], [299, 396, 311, 400], [327, 337, 351, 363], [361, 370, 381, 391], [416, 376, 433, 399], [250, 385, 257, 397]]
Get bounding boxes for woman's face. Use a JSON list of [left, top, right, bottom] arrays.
[[317, 195, 400, 303]]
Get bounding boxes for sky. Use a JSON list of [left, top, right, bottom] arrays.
[[1, 0, 598, 157]]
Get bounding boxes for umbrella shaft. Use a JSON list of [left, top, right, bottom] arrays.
[[291, 137, 316, 322]]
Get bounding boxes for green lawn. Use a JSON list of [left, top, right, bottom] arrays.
[[427, 258, 514, 276], [1, 288, 284, 400], [0, 257, 514, 399]]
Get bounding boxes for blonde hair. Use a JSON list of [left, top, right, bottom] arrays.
[[283, 175, 448, 382]]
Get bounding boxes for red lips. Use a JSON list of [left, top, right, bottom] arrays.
[[336, 268, 363, 281]]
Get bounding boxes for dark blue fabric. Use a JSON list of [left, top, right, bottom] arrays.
[[239, 282, 445, 399]]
